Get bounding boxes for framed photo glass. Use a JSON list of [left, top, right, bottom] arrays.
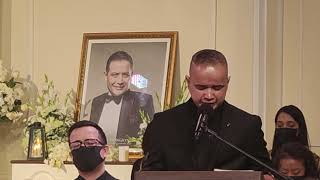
[[75, 32, 178, 155]]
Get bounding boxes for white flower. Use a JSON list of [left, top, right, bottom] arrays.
[[0, 65, 25, 123], [13, 87, 24, 98], [21, 75, 75, 168], [11, 71, 19, 79], [21, 104, 28, 111], [0, 97, 4, 106], [6, 112, 23, 121], [139, 122, 148, 130], [46, 142, 70, 168], [1, 105, 8, 113], [6, 112, 15, 121], [22, 81, 32, 89]]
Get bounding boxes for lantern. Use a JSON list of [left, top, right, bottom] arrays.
[[27, 122, 46, 160]]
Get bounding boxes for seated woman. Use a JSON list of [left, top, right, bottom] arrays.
[[273, 142, 319, 179], [271, 105, 320, 177], [271, 105, 309, 159]]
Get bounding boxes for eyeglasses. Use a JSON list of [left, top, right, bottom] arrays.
[[69, 138, 104, 150]]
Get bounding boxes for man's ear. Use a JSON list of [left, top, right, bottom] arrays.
[[185, 75, 192, 89], [227, 75, 231, 83], [104, 72, 108, 81], [185, 75, 190, 84], [100, 145, 109, 158], [185, 75, 191, 91]]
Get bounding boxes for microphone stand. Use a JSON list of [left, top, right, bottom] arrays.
[[203, 126, 293, 180]]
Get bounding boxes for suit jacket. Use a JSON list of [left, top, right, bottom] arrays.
[[142, 99, 271, 171], [90, 90, 154, 140]]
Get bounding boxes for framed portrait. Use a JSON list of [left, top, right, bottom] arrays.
[[75, 32, 178, 147]]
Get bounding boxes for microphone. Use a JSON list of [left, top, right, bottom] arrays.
[[194, 103, 213, 141], [202, 127, 293, 180]]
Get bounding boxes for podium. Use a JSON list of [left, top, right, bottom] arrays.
[[134, 170, 262, 180]]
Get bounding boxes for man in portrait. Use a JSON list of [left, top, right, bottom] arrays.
[[90, 51, 154, 145]]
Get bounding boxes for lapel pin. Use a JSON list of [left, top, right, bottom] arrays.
[[226, 123, 231, 127]]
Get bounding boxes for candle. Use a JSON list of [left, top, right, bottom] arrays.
[[32, 137, 42, 157]]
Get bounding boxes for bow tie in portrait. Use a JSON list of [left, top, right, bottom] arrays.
[[105, 94, 122, 104]]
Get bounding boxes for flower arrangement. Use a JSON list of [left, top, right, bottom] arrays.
[[22, 75, 75, 168], [0, 61, 25, 122], [126, 110, 151, 148]]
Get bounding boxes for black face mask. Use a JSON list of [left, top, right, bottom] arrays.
[[71, 146, 105, 172], [272, 128, 299, 157], [274, 128, 298, 146], [287, 176, 305, 180]]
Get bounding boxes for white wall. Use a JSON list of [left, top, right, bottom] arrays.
[[266, 0, 320, 153], [1, 0, 320, 179], [10, 0, 217, 95]]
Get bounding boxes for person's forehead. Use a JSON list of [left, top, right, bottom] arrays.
[[280, 158, 304, 168], [109, 59, 131, 67], [108, 60, 132, 72], [277, 112, 296, 122], [70, 126, 99, 141], [189, 64, 228, 82]]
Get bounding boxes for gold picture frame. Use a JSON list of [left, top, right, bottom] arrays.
[[75, 32, 178, 122]]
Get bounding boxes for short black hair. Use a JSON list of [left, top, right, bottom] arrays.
[[190, 49, 228, 70], [105, 51, 133, 73], [68, 120, 107, 145]]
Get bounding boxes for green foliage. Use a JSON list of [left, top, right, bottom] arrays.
[[22, 75, 75, 168]]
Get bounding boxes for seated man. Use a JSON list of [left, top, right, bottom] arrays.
[[68, 120, 118, 180]]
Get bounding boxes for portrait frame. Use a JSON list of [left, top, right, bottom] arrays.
[[75, 31, 178, 121]]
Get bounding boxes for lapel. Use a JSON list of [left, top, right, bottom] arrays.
[[218, 101, 233, 139], [208, 101, 235, 169], [117, 91, 135, 137], [215, 101, 256, 169], [92, 93, 108, 124]]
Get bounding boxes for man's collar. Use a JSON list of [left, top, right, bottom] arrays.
[[76, 171, 108, 180]]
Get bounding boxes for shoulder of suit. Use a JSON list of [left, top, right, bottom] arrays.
[[125, 91, 153, 103], [224, 101, 260, 119], [92, 93, 108, 101], [153, 101, 190, 120], [128, 90, 152, 97]]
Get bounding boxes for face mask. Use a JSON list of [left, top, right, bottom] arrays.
[[274, 128, 298, 147], [71, 146, 105, 172], [287, 176, 305, 180], [272, 128, 299, 158]]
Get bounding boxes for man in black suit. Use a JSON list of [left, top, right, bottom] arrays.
[[90, 51, 154, 144], [142, 49, 271, 171]]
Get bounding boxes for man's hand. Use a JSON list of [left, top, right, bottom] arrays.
[[263, 174, 275, 180]]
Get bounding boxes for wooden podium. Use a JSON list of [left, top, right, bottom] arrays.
[[134, 170, 262, 180]]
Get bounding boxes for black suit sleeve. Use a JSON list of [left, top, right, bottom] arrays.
[[246, 115, 272, 171], [141, 94, 155, 121], [90, 96, 101, 123], [141, 113, 166, 171]]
